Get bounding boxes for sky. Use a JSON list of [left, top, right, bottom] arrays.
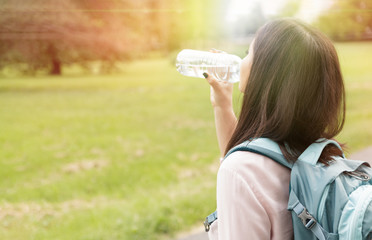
[[226, 0, 334, 23]]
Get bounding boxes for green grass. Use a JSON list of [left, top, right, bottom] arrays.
[[0, 42, 372, 240], [0, 59, 220, 240], [335, 42, 372, 151]]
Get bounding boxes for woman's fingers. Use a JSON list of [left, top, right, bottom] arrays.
[[203, 72, 227, 92], [203, 72, 219, 89], [204, 48, 233, 109], [204, 72, 233, 109], [204, 72, 233, 92]]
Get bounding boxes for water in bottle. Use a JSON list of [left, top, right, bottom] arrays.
[[176, 49, 242, 83]]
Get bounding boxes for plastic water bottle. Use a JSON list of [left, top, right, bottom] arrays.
[[176, 49, 242, 83]]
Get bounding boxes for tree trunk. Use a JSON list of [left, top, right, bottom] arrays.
[[47, 43, 62, 75], [50, 58, 61, 75]]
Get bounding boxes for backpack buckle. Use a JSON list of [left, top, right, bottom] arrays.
[[298, 208, 316, 229], [204, 218, 211, 232], [204, 211, 218, 232]]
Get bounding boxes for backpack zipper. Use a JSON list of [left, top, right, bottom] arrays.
[[318, 171, 370, 222], [344, 171, 371, 181]]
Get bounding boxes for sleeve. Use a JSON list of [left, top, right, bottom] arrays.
[[216, 165, 271, 240]]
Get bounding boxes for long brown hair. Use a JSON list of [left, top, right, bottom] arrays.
[[226, 18, 346, 163]]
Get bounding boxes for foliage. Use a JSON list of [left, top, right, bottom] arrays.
[[277, 0, 302, 18], [314, 0, 372, 41], [0, 42, 371, 239], [0, 0, 134, 75], [0, 0, 218, 75]]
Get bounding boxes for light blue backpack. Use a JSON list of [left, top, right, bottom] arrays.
[[204, 138, 372, 240]]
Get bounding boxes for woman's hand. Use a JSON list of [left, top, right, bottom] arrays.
[[204, 49, 237, 157], [204, 73, 234, 109], [204, 49, 234, 110]]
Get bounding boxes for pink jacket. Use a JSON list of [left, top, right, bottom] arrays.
[[208, 151, 294, 240]]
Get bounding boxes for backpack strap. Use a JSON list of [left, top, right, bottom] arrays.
[[224, 138, 293, 169], [290, 193, 328, 240], [212, 138, 343, 237], [298, 138, 344, 165]]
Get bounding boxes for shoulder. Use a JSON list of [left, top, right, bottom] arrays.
[[215, 151, 294, 240], [218, 151, 291, 201], [220, 151, 290, 182]]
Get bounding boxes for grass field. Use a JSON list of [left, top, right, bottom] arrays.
[[0, 42, 371, 240]]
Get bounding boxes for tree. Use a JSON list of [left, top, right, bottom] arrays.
[[314, 0, 372, 41], [0, 0, 221, 75], [0, 0, 138, 75], [278, 0, 302, 18]]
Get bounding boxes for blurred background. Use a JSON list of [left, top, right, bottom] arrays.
[[0, 0, 371, 239]]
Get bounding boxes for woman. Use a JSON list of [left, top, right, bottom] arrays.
[[204, 18, 345, 239]]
